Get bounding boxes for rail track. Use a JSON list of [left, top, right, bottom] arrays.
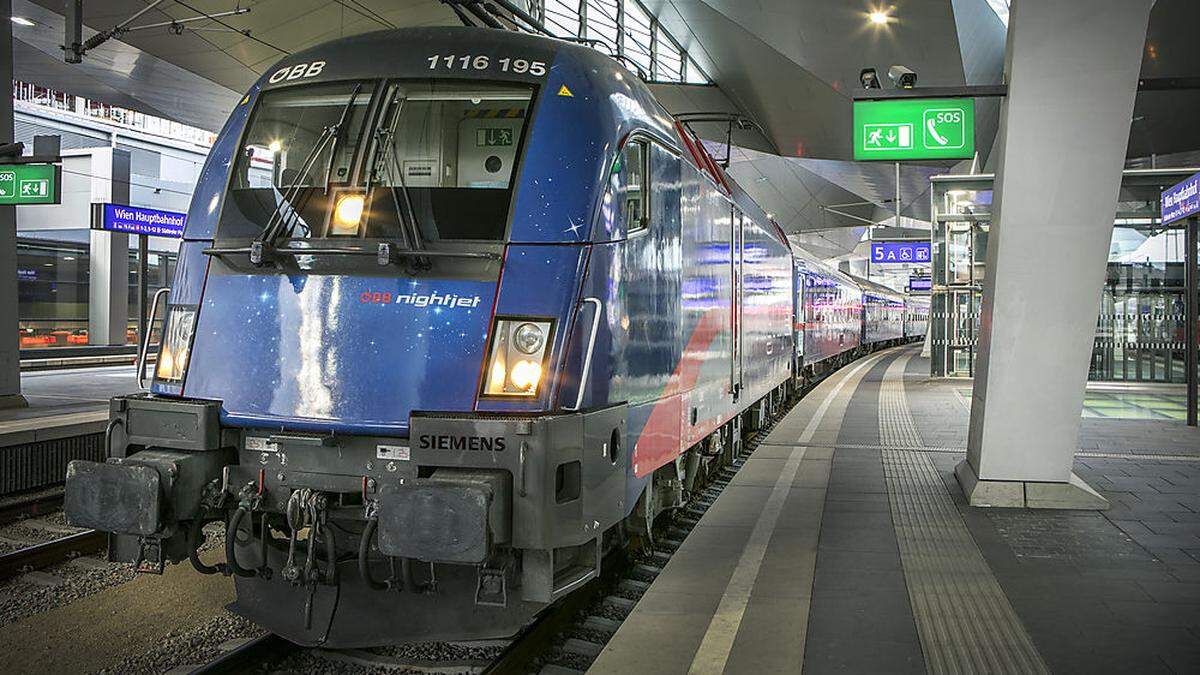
[[0, 529, 107, 582], [0, 488, 66, 527]]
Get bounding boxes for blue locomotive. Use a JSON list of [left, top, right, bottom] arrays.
[[64, 27, 925, 647]]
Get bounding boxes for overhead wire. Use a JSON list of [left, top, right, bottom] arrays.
[[333, 0, 397, 29]]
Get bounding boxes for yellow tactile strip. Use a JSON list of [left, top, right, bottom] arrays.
[[880, 355, 1050, 675]]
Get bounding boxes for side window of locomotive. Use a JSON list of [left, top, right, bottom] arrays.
[[614, 139, 649, 233]]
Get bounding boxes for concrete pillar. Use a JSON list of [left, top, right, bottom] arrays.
[[88, 149, 131, 346], [956, 0, 1156, 509], [0, 0, 26, 409]]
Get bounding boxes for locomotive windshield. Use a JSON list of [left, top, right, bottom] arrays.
[[221, 79, 534, 243]]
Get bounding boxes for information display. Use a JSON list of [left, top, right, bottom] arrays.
[[853, 98, 975, 161], [91, 203, 187, 238], [909, 276, 932, 292], [0, 163, 61, 205], [1162, 171, 1200, 224], [871, 240, 931, 264]]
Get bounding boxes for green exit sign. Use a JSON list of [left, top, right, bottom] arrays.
[[0, 163, 61, 205], [853, 98, 975, 161]]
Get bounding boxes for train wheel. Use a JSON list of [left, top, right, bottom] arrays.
[[629, 484, 656, 552]]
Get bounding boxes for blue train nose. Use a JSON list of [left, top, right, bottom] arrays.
[[182, 272, 498, 435]]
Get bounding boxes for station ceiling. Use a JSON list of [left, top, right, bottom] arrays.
[[11, 0, 1200, 253]]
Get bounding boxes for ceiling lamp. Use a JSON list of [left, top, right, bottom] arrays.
[[868, 10, 890, 25]]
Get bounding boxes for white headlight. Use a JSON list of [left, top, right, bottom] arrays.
[[481, 317, 553, 397], [513, 322, 545, 354]]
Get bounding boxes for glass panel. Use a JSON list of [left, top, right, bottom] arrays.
[[17, 238, 89, 349], [222, 80, 532, 243], [685, 57, 708, 84], [622, 0, 653, 75], [232, 81, 376, 192], [585, 0, 619, 49], [364, 81, 535, 241], [544, 0, 581, 36], [618, 141, 646, 229], [654, 26, 682, 82]]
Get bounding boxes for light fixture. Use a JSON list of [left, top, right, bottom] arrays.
[[330, 193, 365, 236], [868, 10, 889, 25], [481, 318, 554, 397], [267, 139, 282, 154], [11, 16, 35, 27], [860, 67, 881, 89]]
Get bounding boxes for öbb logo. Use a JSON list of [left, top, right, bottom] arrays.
[[359, 291, 392, 304]]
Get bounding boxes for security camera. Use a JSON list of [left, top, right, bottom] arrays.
[[860, 68, 882, 89], [888, 65, 917, 89]]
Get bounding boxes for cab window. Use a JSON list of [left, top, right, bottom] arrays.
[[613, 139, 649, 232]]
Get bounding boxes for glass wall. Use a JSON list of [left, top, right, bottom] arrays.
[[930, 169, 1199, 388], [17, 236, 176, 350]]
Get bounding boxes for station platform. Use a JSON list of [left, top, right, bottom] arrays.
[[589, 345, 1200, 674], [0, 365, 136, 495]]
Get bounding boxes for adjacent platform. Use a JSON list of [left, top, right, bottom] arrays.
[[589, 346, 1200, 674], [0, 365, 136, 495]]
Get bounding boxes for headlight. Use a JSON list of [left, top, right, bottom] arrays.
[[329, 192, 365, 236], [156, 306, 197, 383], [513, 322, 545, 354], [481, 317, 553, 397]]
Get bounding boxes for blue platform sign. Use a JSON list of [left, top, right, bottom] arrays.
[[909, 276, 932, 291], [91, 203, 186, 238], [871, 240, 931, 264], [1162, 171, 1200, 225]]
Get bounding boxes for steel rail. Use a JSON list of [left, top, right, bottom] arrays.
[[187, 633, 298, 675], [0, 529, 107, 581], [0, 490, 65, 527]]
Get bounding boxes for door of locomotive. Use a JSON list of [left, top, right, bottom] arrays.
[[731, 208, 745, 401]]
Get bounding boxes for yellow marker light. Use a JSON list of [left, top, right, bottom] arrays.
[[157, 347, 174, 378], [488, 358, 507, 393], [330, 193, 365, 235], [509, 359, 542, 392], [268, 139, 282, 154]]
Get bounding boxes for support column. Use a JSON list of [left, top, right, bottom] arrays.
[[88, 148, 131, 346], [0, 0, 26, 409], [956, 0, 1156, 509]]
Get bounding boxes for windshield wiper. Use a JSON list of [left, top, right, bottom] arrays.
[[370, 96, 427, 259], [252, 83, 364, 264]]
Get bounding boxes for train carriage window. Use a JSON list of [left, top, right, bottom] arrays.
[[613, 139, 650, 232]]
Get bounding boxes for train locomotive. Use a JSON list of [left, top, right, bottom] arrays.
[[63, 26, 927, 647]]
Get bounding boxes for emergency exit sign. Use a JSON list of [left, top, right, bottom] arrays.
[[853, 98, 975, 161], [0, 163, 61, 205]]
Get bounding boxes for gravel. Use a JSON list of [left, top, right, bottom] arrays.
[[0, 523, 226, 628], [97, 611, 265, 675], [0, 554, 138, 628]]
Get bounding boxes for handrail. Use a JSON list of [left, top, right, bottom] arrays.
[[137, 287, 170, 389], [564, 297, 603, 412]]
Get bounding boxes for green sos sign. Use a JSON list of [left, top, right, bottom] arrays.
[[0, 163, 61, 205], [853, 98, 975, 161]]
